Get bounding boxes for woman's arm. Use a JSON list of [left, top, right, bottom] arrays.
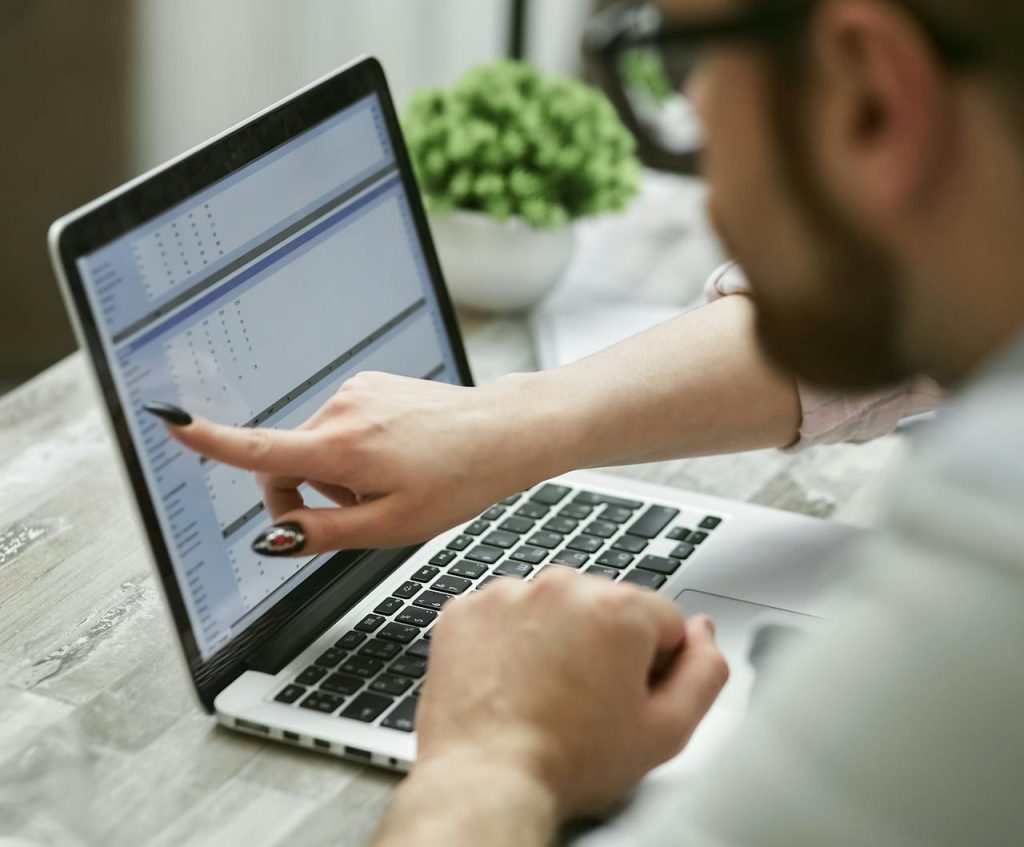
[[156, 294, 801, 553]]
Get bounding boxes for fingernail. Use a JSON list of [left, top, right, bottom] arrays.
[[252, 522, 306, 556], [143, 401, 193, 426]]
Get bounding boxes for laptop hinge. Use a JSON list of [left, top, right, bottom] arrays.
[[244, 544, 420, 675]]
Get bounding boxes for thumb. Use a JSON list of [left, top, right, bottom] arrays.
[[250, 498, 399, 556], [647, 614, 729, 744]]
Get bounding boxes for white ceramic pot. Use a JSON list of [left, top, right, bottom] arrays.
[[428, 210, 576, 313]]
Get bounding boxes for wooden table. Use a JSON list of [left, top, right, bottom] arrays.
[[0, 314, 905, 845]]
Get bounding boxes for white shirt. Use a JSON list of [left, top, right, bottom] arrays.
[[580, 333, 1024, 846]]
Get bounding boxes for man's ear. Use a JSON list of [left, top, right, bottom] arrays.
[[810, 0, 955, 222]]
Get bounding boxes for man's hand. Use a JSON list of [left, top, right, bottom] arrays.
[[151, 371, 567, 553], [373, 569, 728, 847]]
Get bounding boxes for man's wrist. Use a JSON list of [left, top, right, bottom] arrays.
[[373, 745, 561, 847]]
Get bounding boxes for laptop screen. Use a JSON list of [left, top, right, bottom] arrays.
[[73, 92, 462, 660]]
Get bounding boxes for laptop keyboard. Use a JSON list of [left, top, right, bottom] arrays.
[[271, 482, 724, 734]]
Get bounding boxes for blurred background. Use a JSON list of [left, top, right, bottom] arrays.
[[0, 0, 601, 392]]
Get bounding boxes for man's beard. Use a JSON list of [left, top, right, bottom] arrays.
[[718, 52, 919, 392], [728, 215, 915, 391]]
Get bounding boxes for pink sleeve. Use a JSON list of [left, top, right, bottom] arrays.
[[704, 263, 943, 449]]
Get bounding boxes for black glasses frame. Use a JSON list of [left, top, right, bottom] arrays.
[[584, 0, 982, 174]]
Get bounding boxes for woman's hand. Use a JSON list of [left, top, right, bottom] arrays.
[[148, 371, 565, 555]]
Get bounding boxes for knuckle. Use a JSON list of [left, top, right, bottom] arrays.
[[599, 585, 638, 618], [346, 370, 379, 391], [245, 428, 273, 461], [711, 650, 730, 686]]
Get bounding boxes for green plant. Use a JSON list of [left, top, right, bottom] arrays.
[[403, 61, 640, 228], [619, 48, 674, 104]]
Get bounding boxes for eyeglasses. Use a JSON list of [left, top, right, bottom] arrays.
[[584, 0, 982, 173]]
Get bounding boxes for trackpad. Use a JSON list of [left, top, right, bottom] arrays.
[[674, 589, 821, 713]]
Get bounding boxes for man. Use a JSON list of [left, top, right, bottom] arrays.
[[148, 0, 1024, 842]]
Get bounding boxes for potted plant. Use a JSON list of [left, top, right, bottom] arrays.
[[403, 60, 640, 313]]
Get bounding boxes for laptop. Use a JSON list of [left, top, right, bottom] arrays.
[[49, 57, 862, 771]]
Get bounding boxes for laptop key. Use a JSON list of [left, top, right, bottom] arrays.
[[516, 502, 549, 520], [389, 657, 428, 679], [689, 531, 709, 545], [567, 534, 604, 554], [396, 607, 437, 628], [585, 565, 620, 580], [447, 534, 472, 551], [406, 639, 431, 660], [341, 692, 394, 723], [531, 483, 572, 505], [359, 639, 403, 660], [339, 655, 384, 678], [667, 526, 691, 541], [560, 503, 593, 520], [335, 631, 367, 650], [510, 545, 547, 565], [669, 542, 695, 560], [411, 565, 440, 582], [494, 560, 533, 578], [321, 673, 363, 696], [413, 590, 452, 611], [596, 550, 633, 569], [500, 493, 523, 506], [499, 516, 535, 534], [600, 505, 633, 524], [585, 520, 617, 539], [381, 696, 419, 732], [392, 581, 422, 600], [374, 597, 404, 616], [432, 574, 472, 595], [699, 516, 722, 530], [274, 684, 306, 704], [636, 555, 682, 576], [574, 491, 643, 510], [627, 505, 680, 539], [481, 505, 506, 521], [465, 545, 503, 565], [378, 622, 420, 644], [527, 530, 563, 549], [354, 614, 385, 633], [551, 550, 589, 568], [295, 665, 327, 686], [371, 674, 414, 696], [448, 560, 487, 579], [620, 569, 667, 590], [314, 647, 347, 668], [301, 690, 345, 713], [482, 530, 518, 549], [464, 520, 489, 536], [544, 516, 578, 535], [429, 550, 457, 566], [612, 534, 648, 554]]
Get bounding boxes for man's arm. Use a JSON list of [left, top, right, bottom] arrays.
[[371, 753, 559, 847], [156, 295, 799, 553], [369, 570, 728, 847]]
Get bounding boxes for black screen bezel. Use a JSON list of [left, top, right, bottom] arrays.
[[51, 57, 474, 709]]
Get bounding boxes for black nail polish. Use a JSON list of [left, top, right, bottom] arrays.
[[252, 522, 306, 556], [143, 401, 193, 426]]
